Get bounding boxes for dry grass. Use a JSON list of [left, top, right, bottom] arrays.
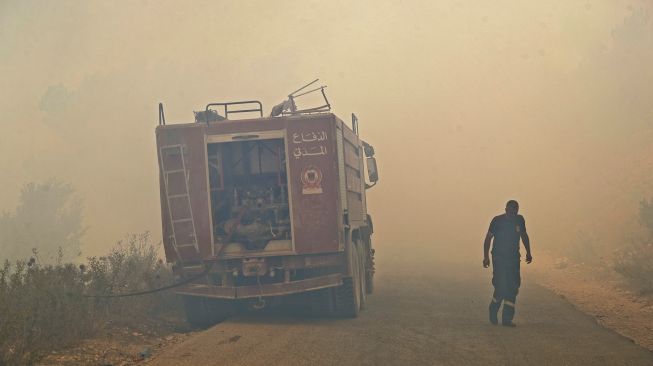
[[0, 232, 180, 365]]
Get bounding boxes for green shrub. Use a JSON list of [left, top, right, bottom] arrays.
[[639, 198, 653, 237], [614, 240, 653, 294], [0, 232, 179, 365], [85, 232, 179, 322], [0, 259, 95, 364], [613, 198, 653, 294]]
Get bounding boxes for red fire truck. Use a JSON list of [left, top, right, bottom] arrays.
[[156, 88, 378, 326]]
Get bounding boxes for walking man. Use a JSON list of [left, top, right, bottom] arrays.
[[483, 200, 532, 327]]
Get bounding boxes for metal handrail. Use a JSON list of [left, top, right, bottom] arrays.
[[205, 101, 263, 125]]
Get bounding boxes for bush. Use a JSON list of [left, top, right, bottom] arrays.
[[639, 198, 653, 237], [614, 240, 653, 295], [0, 259, 96, 364], [0, 232, 178, 365], [85, 232, 178, 322], [613, 198, 653, 294]]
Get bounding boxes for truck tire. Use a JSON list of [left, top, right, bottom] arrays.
[[182, 296, 236, 328], [335, 240, 362, 318], [365, 241, 375, 295], [365, 271, 374, 294], [357, 244, 367, 309], [335, 277, 360, 318]]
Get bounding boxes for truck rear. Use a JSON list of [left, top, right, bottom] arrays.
[[155, 100, 378, 326]]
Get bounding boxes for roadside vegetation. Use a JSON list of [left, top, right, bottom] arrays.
[[553, 197, 653, 296], [0, 232, 180, 365], [613, 198, 653, 295]]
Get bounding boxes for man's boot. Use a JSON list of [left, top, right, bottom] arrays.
[[488, 297, 500, 325], [502, 299, 516, 327]]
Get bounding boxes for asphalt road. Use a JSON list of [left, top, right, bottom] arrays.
[[149, 256, 653, 366]]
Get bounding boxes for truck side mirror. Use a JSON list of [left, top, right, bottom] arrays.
[[366, 157, 379, 186]]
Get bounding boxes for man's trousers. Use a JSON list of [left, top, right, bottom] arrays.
[[489, 253, 521, 323]]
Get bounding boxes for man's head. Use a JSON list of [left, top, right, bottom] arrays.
[[505, 200, 519, 216]]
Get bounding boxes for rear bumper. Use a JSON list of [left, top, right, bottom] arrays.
[[175, 273, 343, 299]]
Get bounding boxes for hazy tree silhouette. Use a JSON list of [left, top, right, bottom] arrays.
[[0, 181, 85, 262], [613, 198, 653, 294], [639, 198, 653, 238]]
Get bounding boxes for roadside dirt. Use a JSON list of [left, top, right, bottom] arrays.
[[37, 317, 192, 366], [531, 252, 653, 351]]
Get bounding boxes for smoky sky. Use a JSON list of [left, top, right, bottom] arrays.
[[1, 0, 652, 258]]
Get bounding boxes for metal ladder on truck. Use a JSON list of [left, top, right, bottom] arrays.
[[159, 145, 200, 259]]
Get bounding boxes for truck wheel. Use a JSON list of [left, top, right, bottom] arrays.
[[335, 277, 360, 318], [365, 243, 375, 295], [182, 296, 236, 328], [365, 272, 374, 294], [357, 244, 367, 309], [335, 241, 362, 318]]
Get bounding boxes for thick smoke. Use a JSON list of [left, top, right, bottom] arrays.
[[1, 1, 652, 260]]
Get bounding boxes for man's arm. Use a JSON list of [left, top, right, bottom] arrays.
[[483, 231, 493, 268], [521, 232, 532, 263], [520, 217, 532, 264]]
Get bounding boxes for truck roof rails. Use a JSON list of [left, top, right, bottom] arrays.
[[158, 101, 263, 126], [204, 101, 263, 125]]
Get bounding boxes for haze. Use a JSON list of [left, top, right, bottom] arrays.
[[1, 0, 652, 260]]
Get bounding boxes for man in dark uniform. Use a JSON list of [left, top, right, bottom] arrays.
[[483, 200, 532, 327]]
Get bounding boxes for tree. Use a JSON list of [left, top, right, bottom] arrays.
[[0, 181, 85, 262], [639, 198, 653, 238]]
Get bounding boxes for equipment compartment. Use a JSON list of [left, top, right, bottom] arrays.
[[207, 137, 291, 251]]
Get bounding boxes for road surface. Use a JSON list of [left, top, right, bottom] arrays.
[[149, 256, 653, 366]]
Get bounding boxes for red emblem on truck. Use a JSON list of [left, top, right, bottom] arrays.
[[301, 165, 323, 195]]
